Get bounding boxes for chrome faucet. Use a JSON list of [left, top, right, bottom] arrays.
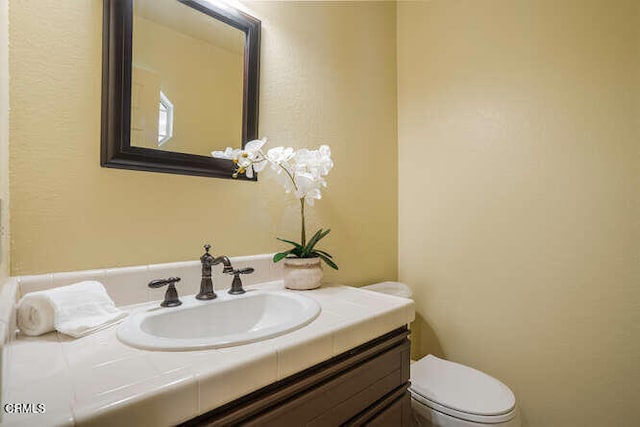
[[196, 244, 233, 300]]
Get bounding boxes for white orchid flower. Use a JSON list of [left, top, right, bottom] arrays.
[[211, 147, 241, 160], [292, 146, 333, 181], [240, 137, 268, 177], [211, 139, 332, 203], [316, 145, 334, 176], [266, 146, 295, 167], [213, 138, 268, 178], [244, 138, 267, 158], [294, 172, 323, 205]]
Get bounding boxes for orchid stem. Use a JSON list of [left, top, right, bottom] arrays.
[[278, 162, 298, 191], [300, 198, 306, 246]]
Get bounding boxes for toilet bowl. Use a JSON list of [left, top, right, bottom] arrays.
[[361, 282, 521, 427], [410, 355, 520, 426]]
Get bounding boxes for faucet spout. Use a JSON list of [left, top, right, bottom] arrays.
[[212, 256, 233, 274]]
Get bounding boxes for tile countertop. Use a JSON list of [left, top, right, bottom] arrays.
[[2, 281, 414, 427]]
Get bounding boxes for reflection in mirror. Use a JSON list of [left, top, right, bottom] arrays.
[[158, 91, 173, 145], [131, 0, 245, 156]]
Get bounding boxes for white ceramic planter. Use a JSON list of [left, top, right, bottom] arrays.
[[283, 257, 323, 290]]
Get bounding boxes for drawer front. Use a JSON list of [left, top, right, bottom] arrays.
[[346, 386, 412, 427], [249, 342, 408, 426], [184, 327, 411, 427]]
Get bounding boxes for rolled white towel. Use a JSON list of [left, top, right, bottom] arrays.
[[17, 281, 127, 338], [17, 294, 56, 336]]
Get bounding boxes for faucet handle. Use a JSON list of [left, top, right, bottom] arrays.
[[227, 267, 254, 295], [148, 277, 182, 307], [148, 277, 180, 288], [227, 267, 255, 275], [204, 243, 211, 253]]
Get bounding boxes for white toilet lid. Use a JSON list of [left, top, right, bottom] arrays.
[[410, 355, 516, 420]]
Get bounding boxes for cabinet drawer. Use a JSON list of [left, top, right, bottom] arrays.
[[250, 344, 406, 426], [184, 327, 411, 427], [347, 386, 412, 426]]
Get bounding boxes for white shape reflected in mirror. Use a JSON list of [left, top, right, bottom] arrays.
[[158, 91, 174, 146]]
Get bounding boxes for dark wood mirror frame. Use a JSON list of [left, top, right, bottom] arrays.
[[101, 0, 260, 180]]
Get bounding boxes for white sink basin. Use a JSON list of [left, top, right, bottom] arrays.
[[117, 290, 321, 351]]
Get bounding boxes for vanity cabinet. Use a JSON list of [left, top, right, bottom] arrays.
[[183, 327, 412, 426]]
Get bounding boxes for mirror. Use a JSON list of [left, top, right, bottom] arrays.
[[101, 0, 260, 179]]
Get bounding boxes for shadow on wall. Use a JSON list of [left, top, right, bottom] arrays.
[[410, 312, 444, 361]]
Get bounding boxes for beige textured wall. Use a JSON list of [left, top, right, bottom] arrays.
[[0, 0, 9, 283], [9, 0, 398, 283], [398, 1, 640, 426]]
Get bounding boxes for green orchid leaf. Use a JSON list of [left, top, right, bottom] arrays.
[[316, 252, 339, 270], [276, 237, 303, 249], [273, 251, 292, 263], [305, 228, 331, 254], [303, 229, 324, 253], [314, 249, 333, 258], [316, 228, 331, 243]]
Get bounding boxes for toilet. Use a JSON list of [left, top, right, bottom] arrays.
[[361, 282, 521, 427]]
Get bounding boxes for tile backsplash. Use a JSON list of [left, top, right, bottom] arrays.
[[15, 253, 281, 305]]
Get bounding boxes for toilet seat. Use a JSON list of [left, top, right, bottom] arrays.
[[410, 355, 517, 424]]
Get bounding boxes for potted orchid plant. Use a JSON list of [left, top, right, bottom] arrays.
[[213, 138, 338, 290]]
